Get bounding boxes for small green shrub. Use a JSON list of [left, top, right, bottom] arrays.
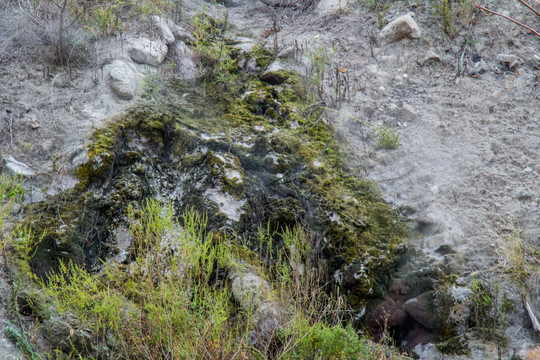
[[1, 173, 24, 256], [375, 126, 400, 149], [307, 44, 334, 101], [141, 72, 163, 104], [190, 11, 239, 88], [43, 200, 246, 359], [468, 277, 513, 344], [282, 322, 373, 359], [36, 199, 411, 359]]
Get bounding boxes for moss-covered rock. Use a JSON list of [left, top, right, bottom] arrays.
[[25, 56, 407, 332]]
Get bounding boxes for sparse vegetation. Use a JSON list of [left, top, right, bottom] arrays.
[[1, 189, 411, 359], [471, 0, 540, 38], [432, 0, 474, 37], [141, 72, 164, 104], [307, 43, 334, 101], [375, 125, 400, 150], [491, 222, 539, 292], [364, 0, 387, 29], [9, 0, 178, 66], [468, 276, 513, 344]]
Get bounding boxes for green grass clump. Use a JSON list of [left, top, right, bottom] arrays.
[[375, 126, 400, 150], [34, 199, 411, 359], [44, 200, 243, 358]]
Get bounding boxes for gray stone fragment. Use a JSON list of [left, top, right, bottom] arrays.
[[25, 114, 40, 130], [128, 38, 168, 67], [173, 42, 198, 80], [496, 53, 518, 69], [238, 58, 259, 75], [152, 15, 175, 45], [277, 46, 295, 59], [3, 155, 35, 177], [167, 20, 195, 43], [420, 50, 440, 65], [414, 343, 444, 360], [234, 37, 257, 54], [105, 60, 141, 100], [42, 312, 93, 352], [112, 227, 132, 263], [317, 0, 348, 13], [400, 103, 418, 122], [379, 14, 421, 44]]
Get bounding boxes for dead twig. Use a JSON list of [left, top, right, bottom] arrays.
[[472, 0, 540, 38]]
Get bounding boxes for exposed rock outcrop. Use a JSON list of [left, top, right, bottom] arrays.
[[173, 41, 198, 80]]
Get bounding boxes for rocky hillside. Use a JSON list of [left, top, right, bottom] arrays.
[[0, 0, 539, 358]]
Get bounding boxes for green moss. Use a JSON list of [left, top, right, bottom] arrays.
[[252, 45, 274, 70], [206, 151, 245, 197], [229, 243, 264, 269], [435, 336, 470, 355], [260, 70, 292, 86], [207, 66, 407, 312]]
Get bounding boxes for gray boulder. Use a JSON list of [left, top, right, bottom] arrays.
[[366, 298, 408, 335], [152, 15, 175, 45], [173, 42, 198, 80], [260, 60, 304, 84], [127, 38, 168, 67], [403, 291, 437, 331], [42, 312, 93, 353], [496, 53, 519, 69], [379, 14, 421, 44], [105, 60, 141, 100], [167, 20, 195, 43], [229, 264, 285, 349]]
